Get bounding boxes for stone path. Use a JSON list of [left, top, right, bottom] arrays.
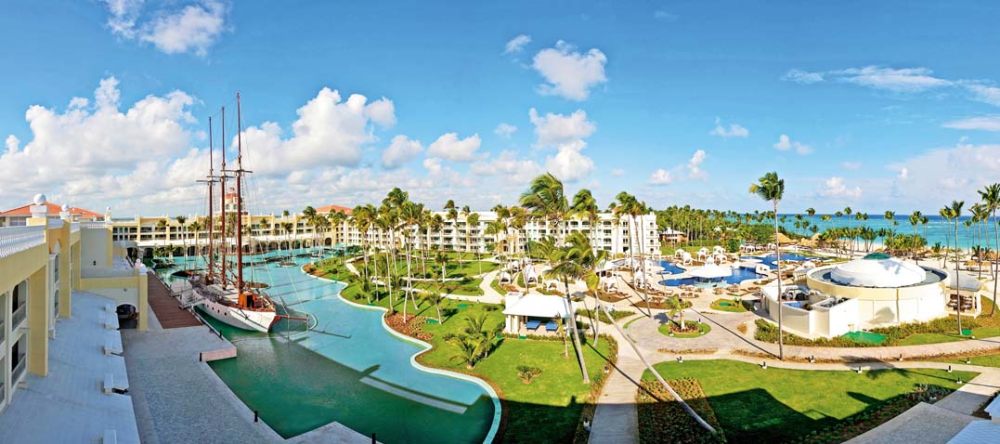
[[589, 315, 647, 444]]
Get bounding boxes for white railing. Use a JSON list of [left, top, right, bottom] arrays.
[[0, 226, 46, 259], [11, 356, 26, 384], [12, 303, 26, 329], [82, 267, 138, 279]]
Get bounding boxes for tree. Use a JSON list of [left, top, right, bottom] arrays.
[[941, 201, 965, 335], [978, 184, 1000, 315], [750, 171, 786, 360], [571, 188, 600, 250], [520, 173, 569, 245], [423, 292, 444, 323], [537, 234, 591, 383]]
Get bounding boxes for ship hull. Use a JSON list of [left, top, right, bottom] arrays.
[[195, 288, 277, 333]]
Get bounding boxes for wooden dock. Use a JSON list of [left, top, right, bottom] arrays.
[[147, 272, 201, 328]]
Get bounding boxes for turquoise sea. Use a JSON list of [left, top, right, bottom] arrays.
[[777, 214, 999, 250]]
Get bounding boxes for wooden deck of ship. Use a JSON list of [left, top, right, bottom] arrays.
[[147, 272, 202, 328]]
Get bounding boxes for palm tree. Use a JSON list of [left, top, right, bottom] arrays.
[[520, 173, 569, 245], [188, 219, 203, 263], [941, 201, 965, 335], [466, 212, 482, 275], [750, 171, 786, 360], [571, 189, 600, 251], [399, 200, 423, 319], [423, 292, 445, 323], [979, 183, 1000, 315], [535, 235, 590, 383]]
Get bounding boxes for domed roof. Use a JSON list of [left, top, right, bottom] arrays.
[[829, 256, 926, 288]]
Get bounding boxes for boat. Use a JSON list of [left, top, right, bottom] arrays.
[[188, 94, 278, 333]]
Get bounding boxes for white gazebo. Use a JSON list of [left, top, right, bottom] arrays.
[[503, 292, 573, 334], [688, 263, 733, 280]]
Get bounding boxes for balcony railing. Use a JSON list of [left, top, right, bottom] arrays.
[[0, 226, 45, 259], [0, 319, 4, 343], [80, 221, 109, 229], [11, 356, 26, 384], [12, 304, 26, 330]]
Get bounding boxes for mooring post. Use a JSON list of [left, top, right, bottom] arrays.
[[254, 410, 259, 423]]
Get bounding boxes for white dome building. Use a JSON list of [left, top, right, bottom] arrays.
[[762, 253, 951, 339]]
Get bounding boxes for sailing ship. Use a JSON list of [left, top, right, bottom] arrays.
[[188, 93, 278, 333]]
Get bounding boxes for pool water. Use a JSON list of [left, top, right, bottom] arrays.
[[658, 260, 686, 275], [755, 253, 811, 269], [159, 250, 497, 443], [660, 265, 763, 288]]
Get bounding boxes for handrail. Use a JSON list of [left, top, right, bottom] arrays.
[[0, 226, 46, 259], [81, 221, 109, 229], [12, 303, 27, 329]]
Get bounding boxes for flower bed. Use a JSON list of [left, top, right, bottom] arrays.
[[636, 378, 726, 443]]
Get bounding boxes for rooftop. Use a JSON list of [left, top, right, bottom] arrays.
[[0, 292, 139, 443], [828, 256, 928, 288], [0, 202, 102, 219]]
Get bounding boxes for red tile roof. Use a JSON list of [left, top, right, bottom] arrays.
[[0, 202, 103, 219], [315, 204, 352, 215]]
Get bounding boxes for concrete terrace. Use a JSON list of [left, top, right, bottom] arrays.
[[0, 291, 140, 444]]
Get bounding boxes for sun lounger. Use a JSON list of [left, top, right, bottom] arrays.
[[525, 319, 541, 330], [545, 321, 558, 332]]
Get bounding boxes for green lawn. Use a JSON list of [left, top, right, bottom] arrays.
[[710, 298, 748, 313], [310, 258, 616, 443], [657, 320, 711, 338], [645, 360, 976, 443], [936, 352, 1000, 368]]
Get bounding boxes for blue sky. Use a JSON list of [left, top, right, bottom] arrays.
[[2, 1, 1000, 216]]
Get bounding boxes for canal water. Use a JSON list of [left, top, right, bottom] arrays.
[[158, 249, 497, 443]]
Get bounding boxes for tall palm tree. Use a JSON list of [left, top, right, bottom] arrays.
[[571, 189, 600, 251], [979, 183, 1000, 315], [520, 173, 569, 245], [399, 200, 423, 319], [941, 201, 965, 335], [536, 235, 590, 383], [466, 212, 482, 274], [750, 171, 786, 360]]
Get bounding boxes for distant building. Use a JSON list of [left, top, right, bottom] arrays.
[[0, 202, 103, 227], [659, 228, 688, 244]]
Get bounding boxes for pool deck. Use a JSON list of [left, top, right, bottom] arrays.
[[123, 309, 371, 444]]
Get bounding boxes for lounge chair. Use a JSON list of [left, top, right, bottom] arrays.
[[545, 321, 558, 332], [525, 319, 541, 330]]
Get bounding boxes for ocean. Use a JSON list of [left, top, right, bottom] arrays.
[[776, 214, 999, 250]]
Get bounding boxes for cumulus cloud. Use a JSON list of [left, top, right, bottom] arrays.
[[528, 108, 596, 147], [240, 87, 395, 174], [494, 122, 517, 138], [5, 135, 19, 154], [546, 145, 594, 182], [532, 41, 608, 101], [381, 135, 423, 169], [649, 169, 673, 185], [898, 167, 909, 180], [819, 177, 862, 199], [104, 0, 227, 56], [504, 34, 531, 54], [773, 134, 813, 155], [427, 132, 481, 161], [470, 151, 543, 183], [709, 118, 749, 138], [942, 116, 1000, 132], [687, 149, 707, 179]]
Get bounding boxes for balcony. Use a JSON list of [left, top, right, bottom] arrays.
[[11, 304, 26, 330]]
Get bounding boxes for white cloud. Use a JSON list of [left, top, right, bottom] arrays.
[[781, 69, 824, 84], [470, 151, 543, 183], [5, 135, 19, 154], [965, 84, 1000, 106], [840, 161, 862, 170], [942, 116, 1000, 132], [427, 132, 481, 161], [687, 149, 707, 179], [532, 41, 608, 101], [381, 135, 423, 169], [104, 0, 227, 56], [545, 145, 594, 182], [610, 168, 624, 177], [819, 177, 862, 199], [709, 118, 749, 138], [783, 66, 950, 93], [649, 169, 673, 185], [898, 167, 909, 180], [422, 158, 442, 175], [240, 87, 395, 174], [504, 34, 531, 54], [528, 108, 596, 147], [494, 122, 517, 138], [773, 134, 813, 155]]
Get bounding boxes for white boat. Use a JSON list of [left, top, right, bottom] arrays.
[[192, 282, 277, 333]]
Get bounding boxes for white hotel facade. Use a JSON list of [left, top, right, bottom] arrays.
[[109, 206, 661, 259]]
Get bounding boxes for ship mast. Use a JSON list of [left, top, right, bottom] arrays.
[[219, 107, 227, 286], [206, 117, 215, 282], [235, 93, 245, 298]]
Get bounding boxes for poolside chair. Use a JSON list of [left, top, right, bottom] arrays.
[[545, 320, 558, 332]]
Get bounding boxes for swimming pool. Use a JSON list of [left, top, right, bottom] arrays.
[[660, 265, 763, 288], [658, 260, 686, 275], [751, 253, 812, 269], [158, 250, 498, 443]]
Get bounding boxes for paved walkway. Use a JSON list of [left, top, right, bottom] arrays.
[[589, 315, 647, 444]]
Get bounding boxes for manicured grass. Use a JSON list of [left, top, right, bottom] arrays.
[[310, 258, 617, 443], [710, 298, 748, 313], [576, 308, 635, 324], [657, 320, 711, 338], [645, 360, 976, 443], [936, 352, 1000, 368]]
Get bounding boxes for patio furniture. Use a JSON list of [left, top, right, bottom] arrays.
[[525, 319, 542, 330], [545, 321, 558, 332]]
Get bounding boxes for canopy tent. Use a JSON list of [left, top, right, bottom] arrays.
[[712, 245, 726, 255], [829, 256, 927, 288], [523, 265, 539, 283], [503, 293, 572, 318], [947, 271, 983, 292], [688, 263, 733, 279]]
